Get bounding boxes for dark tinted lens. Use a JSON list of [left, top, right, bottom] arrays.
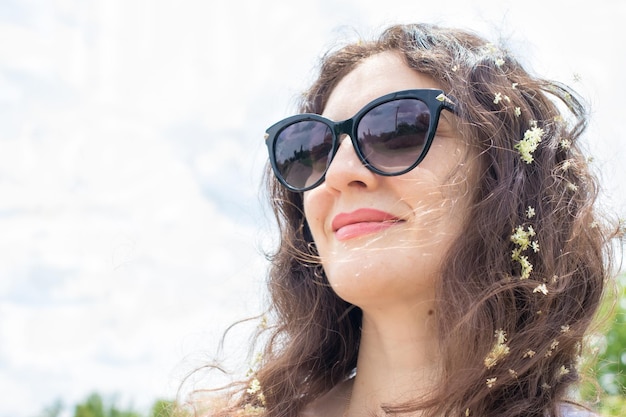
[[356, 99, 431, 172], [274, 120, 333, 189]]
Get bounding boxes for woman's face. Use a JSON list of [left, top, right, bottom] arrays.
[[303, 51, 477, 312]]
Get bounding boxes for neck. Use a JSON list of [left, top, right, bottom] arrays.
[[345, 304, 440, 417]]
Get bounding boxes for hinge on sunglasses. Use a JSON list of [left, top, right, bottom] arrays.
[[436, 93, 454, 105]]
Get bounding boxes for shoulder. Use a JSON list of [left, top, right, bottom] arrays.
[[300, 378, 353, 417], [558, 403, 600, 417]]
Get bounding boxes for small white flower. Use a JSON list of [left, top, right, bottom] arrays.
[[247, 378, 262, 395], [561, 160, 572, 171], [545, 339, 560, 357], [560, 138, 572, 149], [533, 283, 548, 295], [485, 43, 499, 54], [523, 349, 536, 358], [518, 256, 533, 279], [531, 241, 540, 253]]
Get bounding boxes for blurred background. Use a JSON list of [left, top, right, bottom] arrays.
[[0, 1, 624, 416]]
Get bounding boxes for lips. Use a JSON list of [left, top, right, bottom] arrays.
[[332, 208, 403, 241]]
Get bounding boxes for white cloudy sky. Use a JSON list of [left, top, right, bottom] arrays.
[[0, 1, 624, 416]]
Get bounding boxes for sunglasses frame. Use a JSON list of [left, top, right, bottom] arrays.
[[265, 88, 456, 192]]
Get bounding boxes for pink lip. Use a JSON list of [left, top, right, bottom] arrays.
[[332, 208, 403, 241]]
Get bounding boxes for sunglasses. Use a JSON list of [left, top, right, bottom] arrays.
[[264, 89, 456, 192]]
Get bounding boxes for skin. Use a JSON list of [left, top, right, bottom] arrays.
[[302, 51, 478, 416]]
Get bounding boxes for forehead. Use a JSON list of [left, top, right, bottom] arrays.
[[322, 51, 443, 121]]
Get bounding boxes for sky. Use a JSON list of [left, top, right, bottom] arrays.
[[0, 1, 624, 416]]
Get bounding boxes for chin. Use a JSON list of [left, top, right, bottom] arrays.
[[326, 266, 437, 310]]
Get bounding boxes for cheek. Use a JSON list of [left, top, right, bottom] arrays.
[[397, 172, 471, 260], [407, 146, 477, 226], [303, 191, 327, 246]]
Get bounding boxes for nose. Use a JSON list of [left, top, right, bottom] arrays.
[[323, 135, 379, 192]]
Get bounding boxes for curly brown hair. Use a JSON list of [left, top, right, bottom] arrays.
[[195, 23, 621, 417]]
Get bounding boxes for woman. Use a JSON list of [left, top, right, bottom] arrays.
[[195, 23, 620, 417]]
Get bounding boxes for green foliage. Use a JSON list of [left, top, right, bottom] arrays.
[[595, 275, 626, 397], [597, 395, 626, 417], [73, 393, 140, 417], [583, 274, 626, 415], [148, 399, 179, 417], [35, 394, 179, 417]]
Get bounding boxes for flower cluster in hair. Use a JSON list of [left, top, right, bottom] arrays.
[[237, 372, 266, 416], [510, 220, 539, 280], [495, 98, 592, 396], [507, 101, 546, 280], [515, 121, 544, 164], [236, 403, 265, 416], [484, 329, 510, 369], [237, 320, 267, 416]]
